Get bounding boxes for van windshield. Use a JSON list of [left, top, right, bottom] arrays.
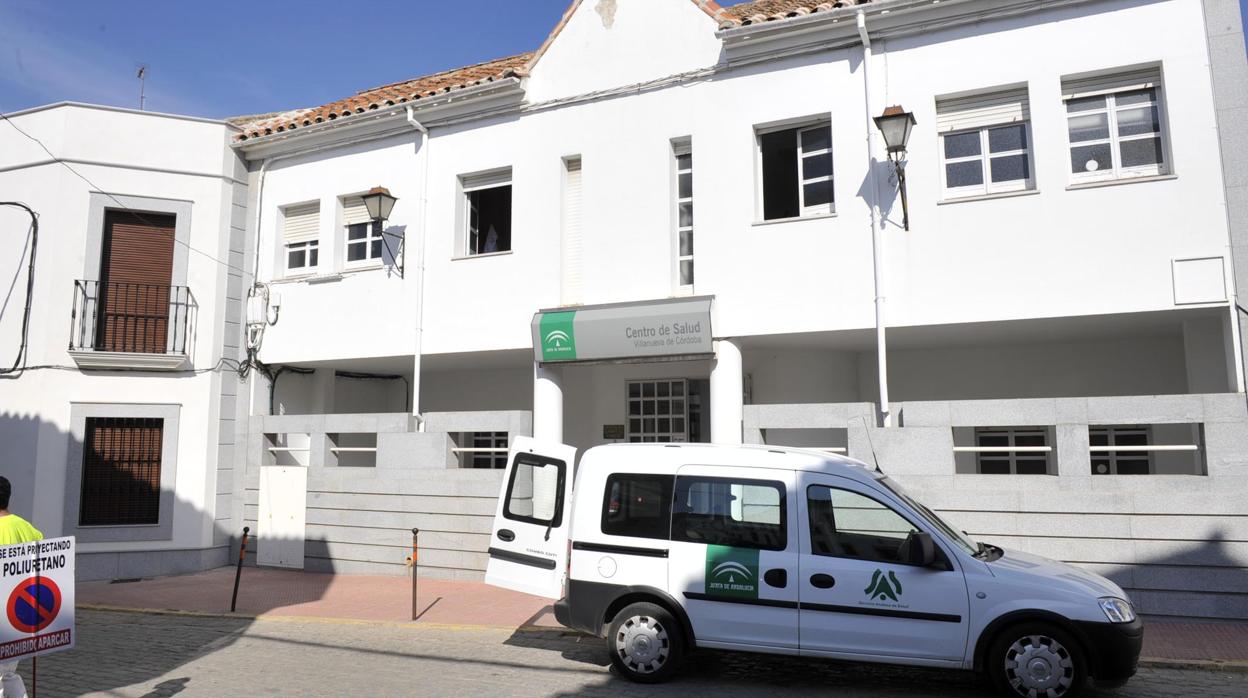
[[876, 475, 979, 556]]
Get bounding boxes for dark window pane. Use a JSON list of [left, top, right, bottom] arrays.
[[1116, 458, 1151, 475], [1115, 88, 1156, 107], [658, 418, 670, 432], [802, 153, 832, 180], [629, 419, 641, 432], [643, 401, 655, 416], [371, 240, 383, 259], [808, 487, 917, 563], [671, 382, 684, 397], [601, 474, 675, 540], [679, 230, 693, 256], [657, 401, 671, 416], [678, 172, 692, 199], [628, 400, 641, 416], [347, 242, 366, 262], [944, 131, 981, 159], [1116, 432, 1148, 447], [657, 382, 670, 398], [803, 180, 833, 208], [680, 261, 694, 286], [673, 418, 685, 432], [1071, 143, 1113, 174], [642, 382, 655, 398], [1089, 432, 1110, 447], [978, 458, 1011, 475], [467, 185, 512, 254], [990, 155, 1030, 183], [679, 202, 693, 228], [946, 161, 984, 188], [1015, 433, 1047, 448], [676, 153, 691, 170], [760, 129, 799, 220], [629, 383, 641, 398], [347, 223, 369, 240], [1092, 457, 1111, 475], [1068, 112, 1110, 142], [288, 249, 306, 268], [1066, 95, 1107, 113], [309, 247, 319, 267], [800, 125, 831, 152], [1120, 137, 1163, 168], [1015, 459, 1048, 475], [673, 476, 786, 551], [988, 124, 1028, 153], [977, 434, 1009, 448]]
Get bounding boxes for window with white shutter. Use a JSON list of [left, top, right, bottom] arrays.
[[937, 86, 1034, 199], [342, 196, 384, 267], [282, 202, 320, 274], [1063, 66, 1168, 183], [561, 158, 583, 304]]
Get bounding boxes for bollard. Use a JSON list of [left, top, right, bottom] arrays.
[[230, 526, 250, 613], [411, 528, 420, 621]]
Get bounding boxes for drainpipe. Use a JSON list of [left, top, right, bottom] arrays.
[[406, 106, 430, 431], [858, 10, 892, 427]]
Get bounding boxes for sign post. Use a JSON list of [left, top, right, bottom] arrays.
[[0, 537, 75, 666]]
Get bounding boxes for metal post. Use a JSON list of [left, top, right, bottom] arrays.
[[411, 528, 420, 621], [230, 526, 250, 613]]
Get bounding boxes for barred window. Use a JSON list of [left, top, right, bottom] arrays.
[[80, 417, 163, 526]]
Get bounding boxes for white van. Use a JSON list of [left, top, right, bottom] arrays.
[[485, 438, 1142, 696]]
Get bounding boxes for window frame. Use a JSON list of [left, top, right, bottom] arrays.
[[806, 484, 937, 567], [1065, 85, 1169, 184], [672, 141, 694, 292], [1090, 425, 1154, 475], [285, 239, 320, 275], [501, 451, 566, 527], [344, 220, 385, 268], [600, 473, 676, 541], [940, 122, 1035, 199], [973, 426, 1054, 475], [671, 475, 787, 551], [458, 169, 514, 258], [755, 118, 834, 222], [79, 416, 165, 527], [468, 431, 508, 469]]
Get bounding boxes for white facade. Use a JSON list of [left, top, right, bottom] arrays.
[[2, 0, 1247, 616]]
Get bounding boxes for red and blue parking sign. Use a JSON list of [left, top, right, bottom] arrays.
[[7, 577, 62, 633], [0, 537, 75, 662]]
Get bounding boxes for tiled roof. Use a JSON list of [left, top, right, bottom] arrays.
[[234, 0, 884, 142], [235, 53, 532, 140], [719, 0, 880, 27]]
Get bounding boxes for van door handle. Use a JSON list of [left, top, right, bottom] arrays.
[[763, 568, 787, 588], [810, 573, 836, 589], [497, 529, 515, 542]]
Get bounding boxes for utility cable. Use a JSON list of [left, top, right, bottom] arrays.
[[0, 202, 38, 377]]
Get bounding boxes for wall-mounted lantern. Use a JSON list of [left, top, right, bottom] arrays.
[[361, 186, 404, 277], [873, 105, 917, 231]]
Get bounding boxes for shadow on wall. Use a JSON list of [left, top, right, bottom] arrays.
[[1103, 530, 1248, 620], [0, 410, 335, 695]]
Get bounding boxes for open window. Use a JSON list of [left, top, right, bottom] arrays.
[[484, 437, 577, 599], [758, 120, 833, 221], [460, 169, 512, 256]]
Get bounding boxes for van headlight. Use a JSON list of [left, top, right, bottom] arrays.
[[1099, 597, 1136, 623]]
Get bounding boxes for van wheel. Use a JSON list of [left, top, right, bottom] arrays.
[[606, 602, 683, 683], [988, 622, 1087, 697]]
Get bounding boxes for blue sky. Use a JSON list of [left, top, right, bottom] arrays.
[[1, 0, 1245, 120]]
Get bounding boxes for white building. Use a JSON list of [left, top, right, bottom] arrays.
[[2, 0, 1247, 618]]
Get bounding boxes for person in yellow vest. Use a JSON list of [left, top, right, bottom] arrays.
[[0, 476, 41, 698]]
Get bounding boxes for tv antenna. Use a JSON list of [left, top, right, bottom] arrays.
[[136, 65, 148, 110]]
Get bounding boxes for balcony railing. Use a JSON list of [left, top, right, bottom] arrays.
[[70, 280, 194, 355]]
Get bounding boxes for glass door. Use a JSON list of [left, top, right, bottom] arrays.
[[626, 379, 688, 443]]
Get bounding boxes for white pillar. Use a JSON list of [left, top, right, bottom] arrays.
[[533, 362, 564, 443], [710, 338, 744, 445]]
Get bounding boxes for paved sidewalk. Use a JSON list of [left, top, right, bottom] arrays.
[[79, 566, 1248, 666]]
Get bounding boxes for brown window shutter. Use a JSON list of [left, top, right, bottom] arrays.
[[98, 211, 176, 353], [79, 417, 164, 526]]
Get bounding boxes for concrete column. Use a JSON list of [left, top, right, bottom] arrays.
[[533, 362, 564, 442], [710, 338, 744, 445]]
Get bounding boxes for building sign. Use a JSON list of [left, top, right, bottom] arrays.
[[532, 298, 713, 364], [0, 537, 75, 662]]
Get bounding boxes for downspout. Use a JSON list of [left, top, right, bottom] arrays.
[[858, 11, 892, 427], [406, 105, 430, 431]]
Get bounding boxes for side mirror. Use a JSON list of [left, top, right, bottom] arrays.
[[904, 531, 937, 567]]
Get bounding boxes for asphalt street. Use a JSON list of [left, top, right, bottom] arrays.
[[25, 610, 1248, 697]]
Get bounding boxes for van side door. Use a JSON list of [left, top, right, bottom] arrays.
[[798, 473, 970, 664], [484, 437, 578, 599], [667, 465, 799, 652]]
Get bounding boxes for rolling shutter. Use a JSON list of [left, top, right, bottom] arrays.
[[936, 87, 1030, 133], [282, 202, 320, 244], [98, 210, 175, 353], [1062, 67, 1161, 100], [80, 417, 164, 526], [343, 196, 370, 227]]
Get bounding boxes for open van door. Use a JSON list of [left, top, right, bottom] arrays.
[[484, 436, 578, 599]]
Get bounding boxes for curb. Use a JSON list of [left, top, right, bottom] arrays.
[[1138, 657, 1248, 674], [78, 603, 570, 634]]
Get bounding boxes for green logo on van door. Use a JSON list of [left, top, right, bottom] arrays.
[[864, 569, 903, 602], [705, 545, 759, 599], [540, 311, 577, 361]]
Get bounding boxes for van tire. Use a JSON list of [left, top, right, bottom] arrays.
[[987, 622, 1087, 697], [606, 602, 684, 683]]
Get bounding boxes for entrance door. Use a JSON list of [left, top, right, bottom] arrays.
[[797, 472, 969, 662], [667, 465, 799, 652], [257, 466, 307, 569], [97, 210, 176, 353], [484, 436, 577, 599], [626, 379, 688, 443]]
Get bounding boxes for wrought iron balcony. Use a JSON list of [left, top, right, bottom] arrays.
[[69, 280, 195, 369]]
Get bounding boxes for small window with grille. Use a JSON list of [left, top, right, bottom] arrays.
[[80, 417, 163, 526], [626, 379, 688, 443], [461, 431, 508, 469], [972, 427, 1053, 475]]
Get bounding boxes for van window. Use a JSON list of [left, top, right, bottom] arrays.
[[601, 474, 674, 540], [671, 476, 786, 551], [503, 454, 564, 527], [808, 486, 919, 564]]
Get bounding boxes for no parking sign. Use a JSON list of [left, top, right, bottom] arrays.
[[0, 537, 74, 661]]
